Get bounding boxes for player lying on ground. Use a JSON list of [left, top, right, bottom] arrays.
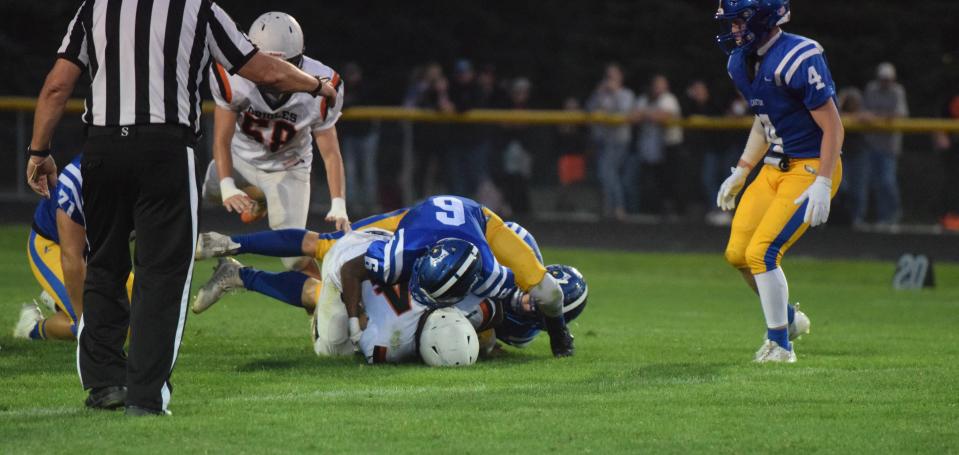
[[202, 12, 349, 278], [714, 0, 842, 362], [196, 230, 479, 366], [195, 195, 574, 356], [16, 155, 133, 341], [193, 226, 587, 362]]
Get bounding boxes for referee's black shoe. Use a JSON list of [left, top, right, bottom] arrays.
[[84, 386, 127, 410], [125, 405, 172, 417]]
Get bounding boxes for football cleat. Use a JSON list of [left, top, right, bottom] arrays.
[[192, 258, 245, 314], [38, 291, 56, 313], [194, 232, 241, 260], [789, 304, 811, 341], [754, 340, 796, 363], [13, 303, 43, 339]]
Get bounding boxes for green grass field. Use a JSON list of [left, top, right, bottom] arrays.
[[1, 224, 957, 453]]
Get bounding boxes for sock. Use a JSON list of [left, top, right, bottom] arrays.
[[787, 304, 796, 325], [767, 327, 790, 350], [233, 229, 308, 257], [754, 267, 791, 351], [238, 268, 308, 308], [29, 320, 47, 340]]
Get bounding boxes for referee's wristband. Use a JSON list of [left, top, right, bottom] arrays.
[[27, 147, 51, 158]]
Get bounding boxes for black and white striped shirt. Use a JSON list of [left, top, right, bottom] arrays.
[[57, 0, 257, 132]]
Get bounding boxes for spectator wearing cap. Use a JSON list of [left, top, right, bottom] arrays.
[[850, 62, 909, 227]]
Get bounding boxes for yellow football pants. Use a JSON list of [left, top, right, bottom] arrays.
[[313, 209, 409, 261], [28, 230, 133, 324], [725, 158, 843, 275], [482, 208, 547, 291]]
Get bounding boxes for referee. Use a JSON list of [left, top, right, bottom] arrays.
[[25, 0, 336, 416]]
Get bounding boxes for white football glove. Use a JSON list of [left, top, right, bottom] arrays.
[[326, 197, 351, 232], [348, 316, 362, 349], [716, 166, 750, 211], [219, 177, 255, 214], [794, 176, 832, 227]]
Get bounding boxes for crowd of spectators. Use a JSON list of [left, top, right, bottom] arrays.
[[331, 59, 957, 230]]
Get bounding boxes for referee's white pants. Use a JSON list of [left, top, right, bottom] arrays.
[[203, 159, 312, 271]]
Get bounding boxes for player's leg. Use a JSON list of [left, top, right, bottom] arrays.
[[744, 159, 842, 359], [257, 166, 321, 277], [724, 166, 777, 291], [23, 231, 81, 340], [481, 208, 571, 356]]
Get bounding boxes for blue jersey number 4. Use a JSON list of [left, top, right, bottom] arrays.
[[808, 66, 826, 90]]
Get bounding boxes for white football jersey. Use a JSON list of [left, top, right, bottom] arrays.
[[209, 56, 344, 172], [317, 229, 424, 364], [359, 282, 427, 364]]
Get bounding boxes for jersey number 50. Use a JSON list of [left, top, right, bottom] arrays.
[[241, 113, 297, 153]]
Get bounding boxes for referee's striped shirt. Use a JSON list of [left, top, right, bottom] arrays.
[[57, 0, 258, 133]]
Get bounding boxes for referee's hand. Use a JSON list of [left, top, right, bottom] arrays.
[[27, 156, 58, 199]]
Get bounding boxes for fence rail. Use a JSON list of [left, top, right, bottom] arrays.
[[1, 97, 958, 133]]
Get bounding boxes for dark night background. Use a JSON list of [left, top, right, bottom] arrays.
[[4, 0, 958, 113]]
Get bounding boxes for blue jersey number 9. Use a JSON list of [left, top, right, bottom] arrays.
[[433, 196, 465, 226]]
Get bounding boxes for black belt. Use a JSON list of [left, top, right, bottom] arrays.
[[86, 124, 197, 145], [763, 151, 790, 171]]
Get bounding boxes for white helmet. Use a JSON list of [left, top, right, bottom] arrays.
[[248, 12, 304, 61], [418, 308, 479, 367]]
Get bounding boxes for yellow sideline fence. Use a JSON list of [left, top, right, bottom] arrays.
[[1, 96, 958, 133]]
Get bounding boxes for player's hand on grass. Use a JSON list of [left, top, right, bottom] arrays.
[[794, 176, 832, 227], [27, 155, 58, 199], [326, 197, 351, 232], [348, 316, 362, 349], [219, 177, 255, 213], [717, 166, 749, 211]]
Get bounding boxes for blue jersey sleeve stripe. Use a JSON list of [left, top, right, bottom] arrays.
[[774, 40, 819, 86], [783, 48, 823, 85], [57, 172, 85, 225], [393, 229, 405, 281]]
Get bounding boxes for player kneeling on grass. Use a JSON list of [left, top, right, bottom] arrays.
[[193, 229, 478, 366], [714, 0, 841, 362], [16, 155, 133, 342], [202, 12, 350, 278]]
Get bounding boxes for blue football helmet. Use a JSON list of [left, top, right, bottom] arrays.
[[715, 0, 791, 55], [547, 264, 588, 322], [410, 238, 483, 308]]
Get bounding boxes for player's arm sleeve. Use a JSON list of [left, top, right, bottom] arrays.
[[56, 165, 85, 226], [208, 63, 236, 109], [312, 73, 344, 131], [784, 51, 837, 110], [205, 2, 258, 74], [56, 1, 91, 70], [481, 208, 547, 291], [364, 232, 408, 285], [740, 116, 769, 166]]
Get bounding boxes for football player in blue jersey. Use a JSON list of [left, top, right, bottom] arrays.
[[714, 0, 844, 362], [15, 155, 134, 341], [194, 195, 573, 356]]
